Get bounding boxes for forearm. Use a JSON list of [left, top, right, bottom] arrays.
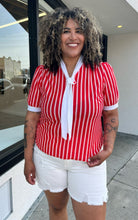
[[103, 108, 119, 153], [24, 111, 40, 161]]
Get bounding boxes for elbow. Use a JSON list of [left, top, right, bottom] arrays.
[[25, 111, 40, 124], [103, 108, 119, 132]]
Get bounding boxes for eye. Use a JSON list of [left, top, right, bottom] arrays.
[[76, 29, 83, 34], [63, 28, 70, 34], [76, 30, 81, 33], [63, 30, 70, 33]]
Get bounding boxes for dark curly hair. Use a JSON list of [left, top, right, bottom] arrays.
[[39, 7, 103, 74]]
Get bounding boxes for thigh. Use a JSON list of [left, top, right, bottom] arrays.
[[72, 199, 106, 220], [33, 145, 68, 192], [68, 161, 108, 205]]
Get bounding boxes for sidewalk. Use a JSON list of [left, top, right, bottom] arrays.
[[23, 133, 138, 220]]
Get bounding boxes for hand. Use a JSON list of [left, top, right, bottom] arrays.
[[87, 148, 113, 167], [24, 160, 36, 185]]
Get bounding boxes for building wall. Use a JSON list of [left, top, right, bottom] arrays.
[[13, 59, 21, 77], [0, 161, 42, 220], [0, 57, 21, 80], [107, 32, 138, 135], [0, 58, 5, 70]]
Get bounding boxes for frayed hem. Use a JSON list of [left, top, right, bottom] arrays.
[[37, 184, 67, 193], [46, 188, 67, 193], [68, 189, 108, 206]]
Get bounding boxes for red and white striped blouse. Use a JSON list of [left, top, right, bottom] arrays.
[[27, 61, 119, 161]]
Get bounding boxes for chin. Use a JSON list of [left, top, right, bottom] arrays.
[[68, 54, 81, 59]]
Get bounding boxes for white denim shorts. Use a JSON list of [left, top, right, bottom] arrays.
[[33, 144, 108, 206]]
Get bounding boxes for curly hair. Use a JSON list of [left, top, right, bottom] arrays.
[[39, 7, 103, 74]]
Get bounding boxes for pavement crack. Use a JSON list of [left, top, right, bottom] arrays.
[[107, 149, 138, 186]]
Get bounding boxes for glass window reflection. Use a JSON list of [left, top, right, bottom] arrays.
[[0, 0, 29, 151]]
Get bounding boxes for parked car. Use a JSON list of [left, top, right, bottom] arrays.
[[0, 78, 14, 92], [0, 75, 30, 108], [10, 75, 30, 95]]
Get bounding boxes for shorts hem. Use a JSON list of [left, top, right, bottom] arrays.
[[37, 183, 67, 193], [68, 189, 108, 206]]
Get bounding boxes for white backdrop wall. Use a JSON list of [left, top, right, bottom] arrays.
[[107, 32, 138, 135]]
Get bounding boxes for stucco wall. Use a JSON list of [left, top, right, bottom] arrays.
[[108, 32, 138, 135], [0, 161, 42, 220]]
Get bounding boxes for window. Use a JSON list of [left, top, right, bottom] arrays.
[[0, 0, 67, 176], [0, 0, 29, 152], [0, 0, 29, 175]]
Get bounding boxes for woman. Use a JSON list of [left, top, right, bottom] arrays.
[[24, 8, 119, 220]]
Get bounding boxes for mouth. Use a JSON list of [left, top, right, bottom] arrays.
[[67, 43, 78, 47]]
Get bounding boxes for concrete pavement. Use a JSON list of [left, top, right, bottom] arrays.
[[22, 133, 138, 220]]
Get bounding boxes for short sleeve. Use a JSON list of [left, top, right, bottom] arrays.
[[27, 65, 44, 112], [101, 62, 119, 110]]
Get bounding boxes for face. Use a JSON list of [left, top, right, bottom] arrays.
[[61, 19, 85, 61]]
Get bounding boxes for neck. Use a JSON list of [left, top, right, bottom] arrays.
[[62, 56, 80, 77]]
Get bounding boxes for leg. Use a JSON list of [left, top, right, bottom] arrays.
[[72, 199, 106, 220], [44, 189, 69, 220]]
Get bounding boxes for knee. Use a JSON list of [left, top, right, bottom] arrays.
[[45, 189, 69, 216], [50, 203, 67, 215]]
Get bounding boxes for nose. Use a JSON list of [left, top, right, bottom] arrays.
[[69, 31, 77, 40]]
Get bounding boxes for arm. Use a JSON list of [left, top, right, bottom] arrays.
[[102, 108, 119, 154], [87, 108, 119, 167], [24, 110, 40, 184]]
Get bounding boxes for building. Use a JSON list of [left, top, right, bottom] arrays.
[[0, 56, 21, 80], [0, 1, 138, 220]]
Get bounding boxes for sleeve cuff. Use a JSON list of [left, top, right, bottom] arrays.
[[27, 105, 41, 112], [104, 102, 118, 111]]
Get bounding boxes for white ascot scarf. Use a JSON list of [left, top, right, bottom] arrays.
[[61, 56, 83, 140]]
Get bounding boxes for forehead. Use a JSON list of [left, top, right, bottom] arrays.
[[64, 19, 80, 28]]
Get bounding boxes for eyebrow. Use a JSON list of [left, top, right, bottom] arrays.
[[63, 27, 82, 30]]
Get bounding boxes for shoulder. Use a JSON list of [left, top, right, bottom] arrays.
[[93, 62, 113, 78], [94, 62, 113, 72], [34, 65, 50, 78], [35, 65, 45, 74], [98, 62, 115, 77], [99, 62, 113, 71]]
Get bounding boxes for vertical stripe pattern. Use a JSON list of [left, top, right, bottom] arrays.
[[27, 62, 119, 162]]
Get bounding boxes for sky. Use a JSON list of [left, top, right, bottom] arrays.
[[0, 4, 29, 69]]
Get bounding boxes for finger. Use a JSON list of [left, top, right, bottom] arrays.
[[31, 172, 36, 184], [87, 159, 101, 167], [87, 155, 101, 167], [28, 174, 36, 185], [26, 173, 35, 185]]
